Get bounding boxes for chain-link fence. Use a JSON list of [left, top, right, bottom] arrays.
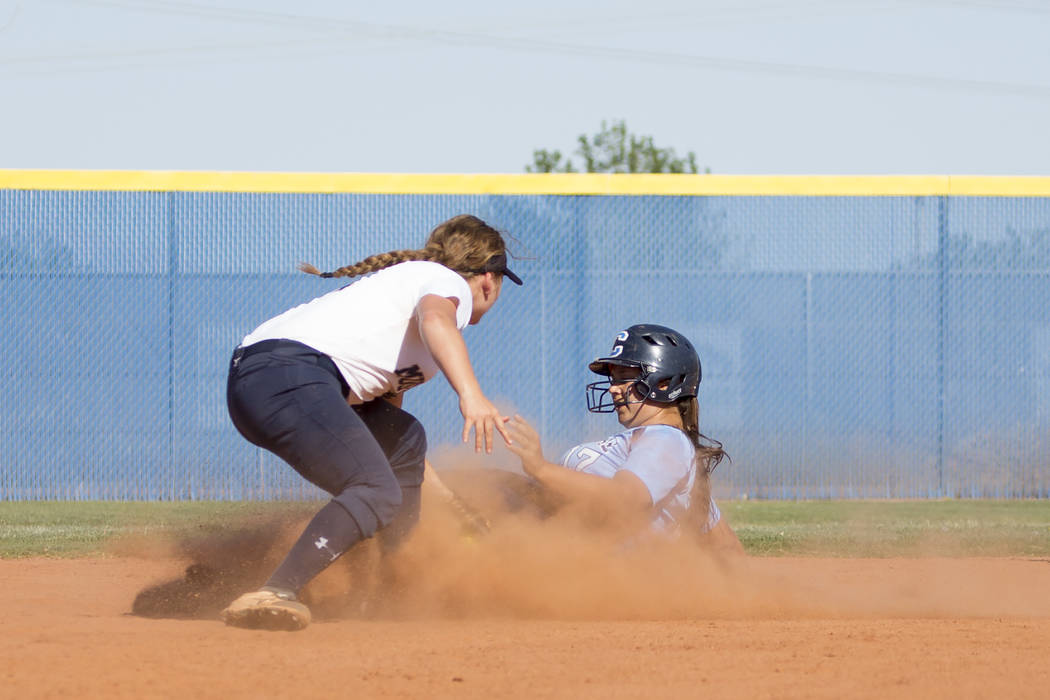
[[2, 182, 1049, 499]]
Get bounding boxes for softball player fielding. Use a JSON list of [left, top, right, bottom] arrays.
[[222, 214, 521, 631], [507, 324, 742, 550]]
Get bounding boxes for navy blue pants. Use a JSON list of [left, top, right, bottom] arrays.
[[227, 339, 426, 589]]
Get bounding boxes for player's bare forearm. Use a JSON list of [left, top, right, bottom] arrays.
[[423, 459, 491, 535], [526, 459, 650, 513], [416, 294, 510, 451], [416, 295, 483, 400], [507, 414, 651, 518]]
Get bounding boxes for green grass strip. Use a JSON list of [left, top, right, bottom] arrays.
[[722, 499, 1050, 557], [1, 499, 1049, 558], [0, 501, 317, 558]]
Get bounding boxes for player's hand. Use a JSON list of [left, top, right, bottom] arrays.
[[505, 414, 545, 477], [459, 391, 511, 454]]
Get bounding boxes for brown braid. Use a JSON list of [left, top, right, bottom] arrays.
[[298, 214, 509, 280], [676, 397, 727, 529], [298, 249, 432, 278]]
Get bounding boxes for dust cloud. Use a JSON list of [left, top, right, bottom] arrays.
[[124, 468, 1050, 622]]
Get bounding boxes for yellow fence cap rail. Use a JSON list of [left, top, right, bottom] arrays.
[[1, 170, 1049, 196]]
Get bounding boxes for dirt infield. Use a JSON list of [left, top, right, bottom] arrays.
[[5, 550, 1050, 698], [5, 474, 1050, 698]]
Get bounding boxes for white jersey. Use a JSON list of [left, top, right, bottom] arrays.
[[559, 424, 722, 534], [241, 261, 473, 404]]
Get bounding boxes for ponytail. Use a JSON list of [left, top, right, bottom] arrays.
[[676, 397, 726, 475], [676, 397, 728, 530], [298, 214, 509, 281], [298, 249, 432, 279]]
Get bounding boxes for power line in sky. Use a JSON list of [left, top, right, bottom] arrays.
[[11, 0, 1050, 100]]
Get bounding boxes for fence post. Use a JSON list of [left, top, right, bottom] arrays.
[[937, 195, 948, 496], [802, 271, 812, 496], [166, 192, 177, 501]]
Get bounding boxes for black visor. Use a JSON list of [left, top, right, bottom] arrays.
[[474, 253, 522, 285]]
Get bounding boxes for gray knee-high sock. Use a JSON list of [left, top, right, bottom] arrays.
[[264, 500, 363, 595]]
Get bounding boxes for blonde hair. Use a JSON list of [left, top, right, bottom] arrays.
[[298, 214, 508, 280]]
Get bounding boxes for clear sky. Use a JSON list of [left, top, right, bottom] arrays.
[[3, 0, 1049, 175]]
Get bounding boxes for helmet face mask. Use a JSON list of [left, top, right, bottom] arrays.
[[585, 375, 649, 413], [586, 325, 701, 414]]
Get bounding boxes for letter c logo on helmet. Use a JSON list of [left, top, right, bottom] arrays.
[[606, 330, 629, 358]]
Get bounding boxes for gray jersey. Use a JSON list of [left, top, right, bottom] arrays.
[[559, 424, 721, 534]]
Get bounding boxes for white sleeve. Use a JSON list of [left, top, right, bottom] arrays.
[[621, 427, 694, 504], [417, 267, 473, 329]]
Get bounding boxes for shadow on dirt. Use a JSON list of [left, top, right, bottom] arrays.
[[129, 517, 289, 620]]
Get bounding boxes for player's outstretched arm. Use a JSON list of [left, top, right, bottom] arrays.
[[506, 415, 651, 519], [416, 294, 511, 453], [422, 459, 491, 535]]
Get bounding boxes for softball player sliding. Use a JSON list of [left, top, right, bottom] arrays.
[[507, 324, 742, 551], [222, 214, 522, 631]]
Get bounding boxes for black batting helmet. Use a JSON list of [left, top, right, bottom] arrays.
[[586, 324, 701, 413]]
